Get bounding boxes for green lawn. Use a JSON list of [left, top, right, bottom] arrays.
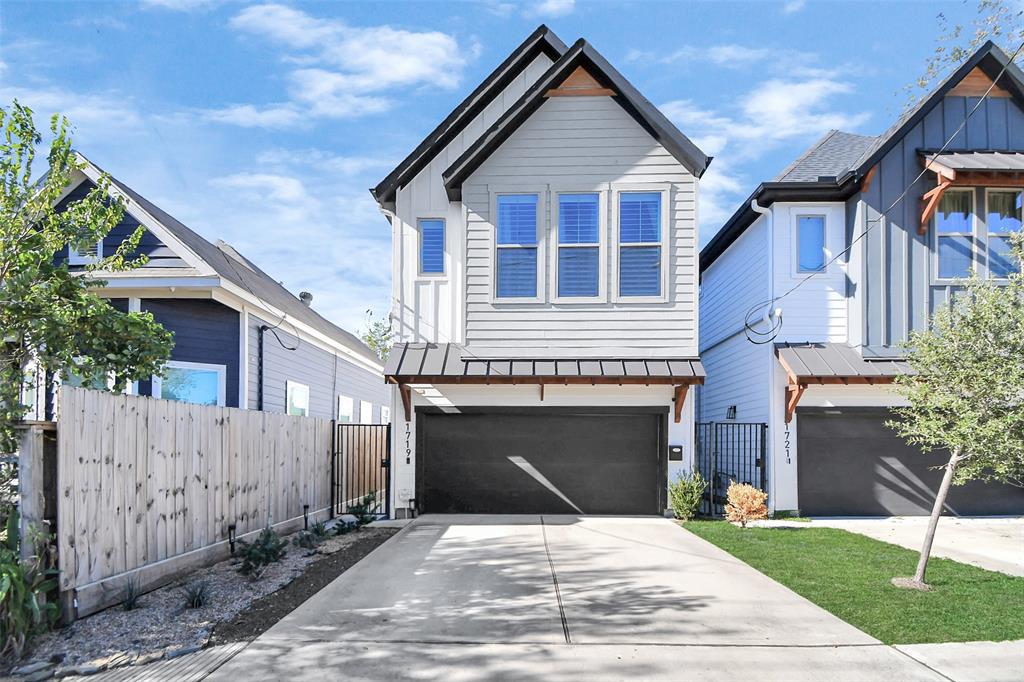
[[683, 520, 1024, 645]]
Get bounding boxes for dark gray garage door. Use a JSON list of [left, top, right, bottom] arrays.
[[798, 407, 1024, 516], [418, 410, 664, 514]]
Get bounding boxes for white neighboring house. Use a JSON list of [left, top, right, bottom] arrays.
[[699, 41, 1024, 517], [372, 26, 710, 517]]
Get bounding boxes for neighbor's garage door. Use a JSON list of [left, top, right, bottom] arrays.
[[797, 407, 1024, 516], [418, 410, 664, 515]]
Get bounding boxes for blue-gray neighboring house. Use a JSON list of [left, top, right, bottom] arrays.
[[698, 41, 1024, 518], [48, 152, 387, 424]]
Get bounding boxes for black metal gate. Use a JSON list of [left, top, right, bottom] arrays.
[[333, 423, 391, 519], [695, 422, 767, 517]]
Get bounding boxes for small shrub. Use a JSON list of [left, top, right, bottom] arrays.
[[668, 471, 707, 521], [724, 481, 768, 528], [334, 520, 358, 536], [0, 512, 59, 659], [237, 525, 287, 578], [182, 580, 208, 609], [348, 492, 379, 526], [121, 576, 142, 611], [291, 530, 323, 550], [310, 520, 329, 539]]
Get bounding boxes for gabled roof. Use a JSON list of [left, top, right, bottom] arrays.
[[74, 154, 381, 368], [442, 38, 711, 201], [371, 25, 568, 209], [700, 40, 1024, 274]]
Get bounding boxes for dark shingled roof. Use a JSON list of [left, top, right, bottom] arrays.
[[82, 155, 381, 367], [385, 343, 704, 384], [776, 343, 911, 379], [774, 130, 878, 183]]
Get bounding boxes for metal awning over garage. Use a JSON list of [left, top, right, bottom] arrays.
[[385, 342, 704, 422], [775, 343, 911, 423]]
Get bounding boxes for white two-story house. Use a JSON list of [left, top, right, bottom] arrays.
[[372, 26, 710, 517], [699, 41, 1024, 517]]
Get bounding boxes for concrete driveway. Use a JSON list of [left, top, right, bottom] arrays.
[[208, 515, 949, 681]]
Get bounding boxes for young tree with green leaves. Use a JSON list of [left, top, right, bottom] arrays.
[[888, 232, 1024, 590], [361, 309, 393, 362], [0, 101, 174, 453]]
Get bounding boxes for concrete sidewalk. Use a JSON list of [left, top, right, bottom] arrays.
[[757, 516, 1024, 576], [206, 515, 953, 681]]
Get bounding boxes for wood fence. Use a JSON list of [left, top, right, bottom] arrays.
[[55, 386, 334, 618]]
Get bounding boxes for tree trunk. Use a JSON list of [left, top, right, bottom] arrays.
[[913, 449, 961, 584]]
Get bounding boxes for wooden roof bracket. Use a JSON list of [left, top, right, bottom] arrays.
[[673, 385, 689, 424], [860, 164, 878, 193], [920, 179, 953, 235], [399, 383, 412, 422], [785, 383, 806, 424]]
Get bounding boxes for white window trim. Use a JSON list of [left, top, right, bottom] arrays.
[[417, 217, 446, 277], [68, 238, 103, 266], [337, 395, 355, 423], [152, 360, 227, 407], [984, 187, 1021, 281], [932, 188, 976, 284], [490, 187, 547, 304], [792, 212, 830, 277], [285, 379, 310, 416], [551, 188, 608, 304], [359, 400, 373, 424], [611, 184, 671, 304]]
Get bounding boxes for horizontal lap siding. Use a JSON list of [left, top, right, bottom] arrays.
[[248, 315, 387, 421], [393, 54, 554, 344], [462, 96, 698, 358], [140, 299, 240, 407], [699, 334, 771, 424], [699, 216, 768, 350], [55, 180, 188, 268]]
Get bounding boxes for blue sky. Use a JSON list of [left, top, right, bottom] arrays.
[[0, 0, 980, 332]]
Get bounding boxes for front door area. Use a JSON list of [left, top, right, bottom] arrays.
[[416, 409, 665, 515]]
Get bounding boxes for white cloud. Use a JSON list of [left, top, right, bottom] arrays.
[[256, 148, 393, 176], [201, 103, 303, 128], [628, 43, 835, 79], [782, 0, 807, 14], [214, 3, 473, 129], [140, 0, 222, 11], [524, 0, 576, 18], [0, 85, 144, 133]]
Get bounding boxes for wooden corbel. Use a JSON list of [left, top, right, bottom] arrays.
[[919, 180, 952, 235], [539, 381, 545, 402], [860, 164, 878, 193], [784, 383, 806, 424], [673, 385, 689, 424], [399, 383, 412, 422]]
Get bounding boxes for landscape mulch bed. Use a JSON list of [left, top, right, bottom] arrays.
[[9, 525, 397, 679], [209, 530, 395, 644]]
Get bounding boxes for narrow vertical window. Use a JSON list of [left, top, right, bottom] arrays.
[[419, 219, 445, 274], [337, 395, 354, 423], [495, 194, 538, 298], [68, 239, 103, 265], [360, 400, 373, 424], [558, 193, 600, 297], [286, 381, 309, 416], [987, 190, 1021, 278], [618, 192, 662, 297], [796, 216, 826, 272], [936, 191, 973, 279]]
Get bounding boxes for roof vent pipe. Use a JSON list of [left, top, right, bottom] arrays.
[[299, 291, 313, 306]]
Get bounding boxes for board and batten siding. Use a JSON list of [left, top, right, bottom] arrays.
[[770, 202, 848, 343], [853, 94, 1024, 350], [247, 315, 387, 421], [55, 180, 188, 269], [461, 95, 699, 358], [138, 299, 241, 407], [392, 53, 555, 345]]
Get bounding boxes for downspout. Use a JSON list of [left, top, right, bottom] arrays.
[[750, 199, 778, 512], [257, 325, 267, 411]]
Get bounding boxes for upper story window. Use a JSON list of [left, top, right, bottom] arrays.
[[618, 192, 663, 298], [68, 239, 103, 266], [796, 215, 827, 273], [986, 190, 1022, 278], [557, 193, 601, 299], [360, 400, 374, 424], [495, 194, 539, 299], [337, 395, 354, 423], [418, 218, 445, 275], [154, 360, 226, 406], [935, 190, 974, 279]]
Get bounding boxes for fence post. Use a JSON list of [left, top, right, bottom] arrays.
[[329, 419, 336, 519], [15, 423, 53, 562]]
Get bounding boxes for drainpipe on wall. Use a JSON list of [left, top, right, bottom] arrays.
[[750, 199, 778, 511], [256, 325, 267, 411]]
